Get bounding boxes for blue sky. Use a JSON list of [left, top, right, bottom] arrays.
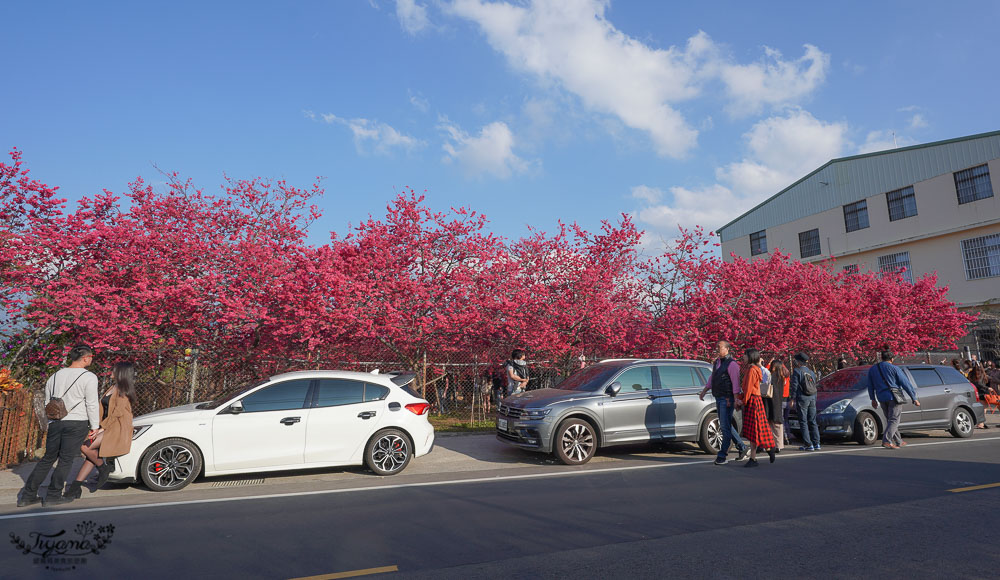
[[3, 1, 999, 248]]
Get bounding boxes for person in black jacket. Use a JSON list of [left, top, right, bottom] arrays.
[[789, 352, 820, 451]]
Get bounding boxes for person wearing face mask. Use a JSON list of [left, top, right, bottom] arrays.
[[505, 349, 530, 396]]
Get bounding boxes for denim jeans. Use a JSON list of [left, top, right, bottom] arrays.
[[23, 419, 89, 499], [715, 396, 746, 459], [796, 395, 820, 448]]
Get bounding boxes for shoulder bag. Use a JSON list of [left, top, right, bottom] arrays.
[[875, 363, 908, 404]]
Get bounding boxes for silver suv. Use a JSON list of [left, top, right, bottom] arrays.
[[496, 359, 726, 465]]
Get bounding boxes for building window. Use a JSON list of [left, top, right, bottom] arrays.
[[961, 233, 1000, 280], [843, 200, 870, 233], [750, 230, 767, 256], [798, 229, 821, 259], [877, 251, 913, 284], [886, 186, 918, 221], [954, 164, 994, 204], [843, 264, 859, 275]]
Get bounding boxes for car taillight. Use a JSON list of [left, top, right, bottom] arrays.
[[405, 403, 430, 415], [970, 382, 981, 402]]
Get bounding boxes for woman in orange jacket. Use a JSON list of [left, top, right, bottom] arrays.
[[738, 349, 777, 467]]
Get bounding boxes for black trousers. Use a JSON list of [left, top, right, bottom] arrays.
[[23, 419, 89, 499]]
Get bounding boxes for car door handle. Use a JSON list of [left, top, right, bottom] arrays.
[[943, 388, 951, 393], [280, 417, 301, 425], [358, 411, 377, 420]]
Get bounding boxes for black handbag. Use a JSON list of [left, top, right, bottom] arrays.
[[875, 363, 908, 404]]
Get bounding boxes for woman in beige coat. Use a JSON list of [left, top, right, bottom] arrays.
[[64, 362, 136, 498]]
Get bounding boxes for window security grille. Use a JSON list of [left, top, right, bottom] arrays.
[[961, 233, 1000, 280], [955, 164, 994, 204], [886, 186, 918, 221], [798, 229, 821, 259], [843, 200, 870, 232], [877, 251, 913, 284]]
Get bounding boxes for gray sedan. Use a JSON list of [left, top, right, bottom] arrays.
[[788, 364, 986, 445], [496, 359, 730, 465]]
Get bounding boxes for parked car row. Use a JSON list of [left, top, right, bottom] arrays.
[[496, 358, 986, 465], [105, 358, 986, 491]]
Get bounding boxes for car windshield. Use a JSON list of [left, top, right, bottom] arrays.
[[554, 363, 629, 391], [818, 368, 871, 393], [196, 379, 268, 410]]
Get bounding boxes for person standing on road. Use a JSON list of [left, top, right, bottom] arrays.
[[699, 341, 750, 465], [65, 361, 137, 498], [505, 349, 529, 396], [867, 350, 920, 448], [738, 349, 777, 467], [17, 345, 100, 507], [789, 352, 821, 451], [968, 364, 993, 430], [766, 359, 789, 451]]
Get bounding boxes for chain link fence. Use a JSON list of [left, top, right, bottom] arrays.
[[3, 344, 991, 467]]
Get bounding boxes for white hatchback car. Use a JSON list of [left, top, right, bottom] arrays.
[[108, 370, 434, 491]]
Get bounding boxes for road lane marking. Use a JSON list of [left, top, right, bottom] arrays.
[[2, 434, 999, 521], [289, 565, 398, 579], [948, 481, 1000, 493]]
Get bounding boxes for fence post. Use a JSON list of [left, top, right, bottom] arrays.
[[188, 351, 199, 404], [421, 351, 427, 399]]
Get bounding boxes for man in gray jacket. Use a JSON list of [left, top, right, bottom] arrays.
[[18, 345, 100, 507]]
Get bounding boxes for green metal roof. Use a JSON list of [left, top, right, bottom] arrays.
[[717, 129, 1000, 242]]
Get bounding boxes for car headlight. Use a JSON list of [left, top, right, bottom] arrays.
[[821, 399, 852, 415], [522, 409, 551, 420], [132, 425, 151, 440]]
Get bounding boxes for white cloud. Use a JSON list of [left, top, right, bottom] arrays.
[[856, 130, 917, 154], [445, 0, 830, 158], [637, 184, 746, 236], [716, 109, 848, 196], [439, 119, 532, 178], [908, 113, 928, 130], [396, 0, 431, 35], [316, 113, 424, 155], [409, 90, 430, 113], [445, 0, 703, 158], [719, 45, 829, 116], [631, 185, 664, 204], [634, 109, 850, 236]]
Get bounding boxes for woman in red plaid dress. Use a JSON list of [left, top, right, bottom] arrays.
[[738, 348, 777, 467]]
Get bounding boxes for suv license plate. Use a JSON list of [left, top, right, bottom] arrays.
[[498, 418, 508, 431]]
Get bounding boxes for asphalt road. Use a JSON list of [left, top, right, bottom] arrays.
[[2, 431, 1000, 579]]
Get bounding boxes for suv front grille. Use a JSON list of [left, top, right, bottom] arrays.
[[498, 404, 524, 419]]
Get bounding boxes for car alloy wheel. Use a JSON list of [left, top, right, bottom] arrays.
[[365, 429, 412, 476], [951, 408, 973, 438], [554, 419, 596, 465], [854, 411, 879, 445], [140, 438, 203, 492], [707, 417, 723, 451]]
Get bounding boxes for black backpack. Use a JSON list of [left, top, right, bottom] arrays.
[[801, 371, 818, 396]]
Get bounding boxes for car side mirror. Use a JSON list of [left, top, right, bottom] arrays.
[[606, 382, 621, 397], [227, 400, 244, 415]]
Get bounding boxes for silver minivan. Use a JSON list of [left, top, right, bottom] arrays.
[[789, 364, 986, 445], [496, 359, 728, 465]]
